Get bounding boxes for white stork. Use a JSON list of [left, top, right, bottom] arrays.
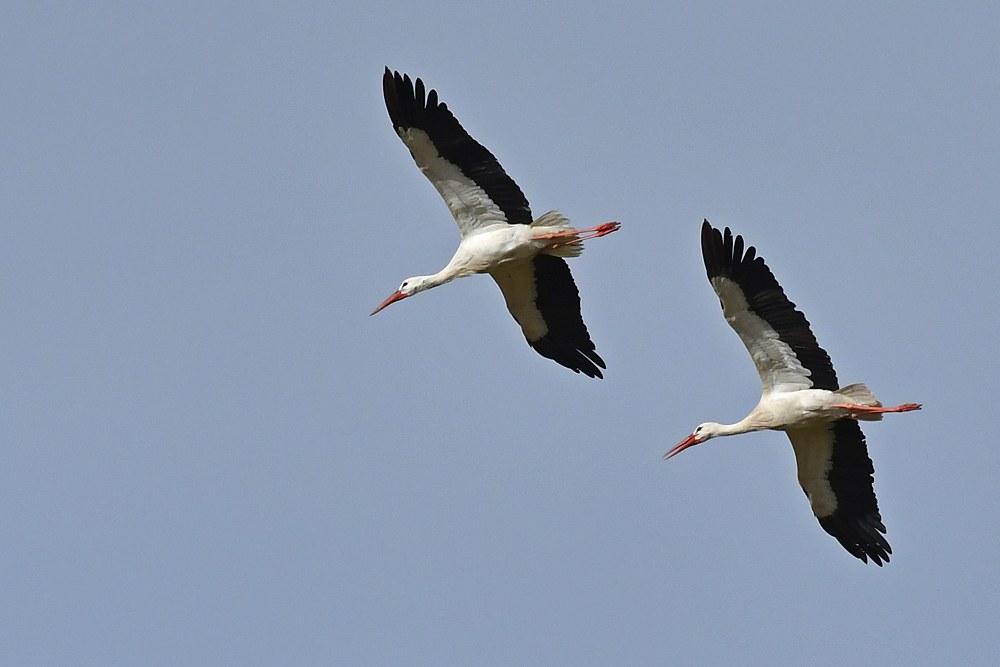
[[666, 221, 920, 565], [372, 69, 620, 378]]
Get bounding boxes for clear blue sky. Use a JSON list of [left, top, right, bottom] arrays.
[[2, 2, 998, 665]]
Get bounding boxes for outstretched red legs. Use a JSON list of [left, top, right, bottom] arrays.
[[831, 402, 922, 418], [536, 222, 621, 247]]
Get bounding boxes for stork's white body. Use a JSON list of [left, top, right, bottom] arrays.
[[667, 221, 920, 565], [721, 385, 887, 435], [374, 69, 619, 378], [429, 213, 587, 279]]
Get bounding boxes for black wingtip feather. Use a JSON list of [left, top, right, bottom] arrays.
[[819, 515, 891, 566], [700, 220, 839, 391], [530, 338, 606, 379]]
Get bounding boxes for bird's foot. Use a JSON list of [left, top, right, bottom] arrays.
[[575, 221, 621, 241], [885, 403, 922, 413]]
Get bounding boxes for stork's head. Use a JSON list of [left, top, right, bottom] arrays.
[[370, 276, 433, 315], [664, 422, 721, 460]]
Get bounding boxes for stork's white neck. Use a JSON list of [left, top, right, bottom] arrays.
[[425, 259, 474, 290], [702, 412, 769, 440]]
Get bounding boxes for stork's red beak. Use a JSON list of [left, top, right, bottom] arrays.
[[371, 290, 408, 315], [664, 434, 702, 460]]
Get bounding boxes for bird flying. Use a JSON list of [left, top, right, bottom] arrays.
[[373, 69, 619, 378], [666, 220, 920, 565]]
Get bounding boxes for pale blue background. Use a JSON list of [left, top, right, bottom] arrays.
[[2, 2, 998, 665]]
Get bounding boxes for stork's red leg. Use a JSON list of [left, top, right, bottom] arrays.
[[831, 402, 922, 416], [535, 222, 621, 242]]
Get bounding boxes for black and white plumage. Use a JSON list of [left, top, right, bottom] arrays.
[[372, 68, 619, 378], [666, 221, 920, 565]]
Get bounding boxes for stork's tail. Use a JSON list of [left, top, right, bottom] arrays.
[[532, 210, 584, 257], [835, 383, 881, 406], [531, 210, 572, 229], [834, 383, 884, 420]]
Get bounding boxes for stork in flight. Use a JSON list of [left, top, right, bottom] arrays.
[[372, 69, 620, 378], [666, 221, 920, 565]]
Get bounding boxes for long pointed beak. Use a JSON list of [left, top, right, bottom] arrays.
[[370, 290, 407, 316], [664, 434, 701, 460]]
